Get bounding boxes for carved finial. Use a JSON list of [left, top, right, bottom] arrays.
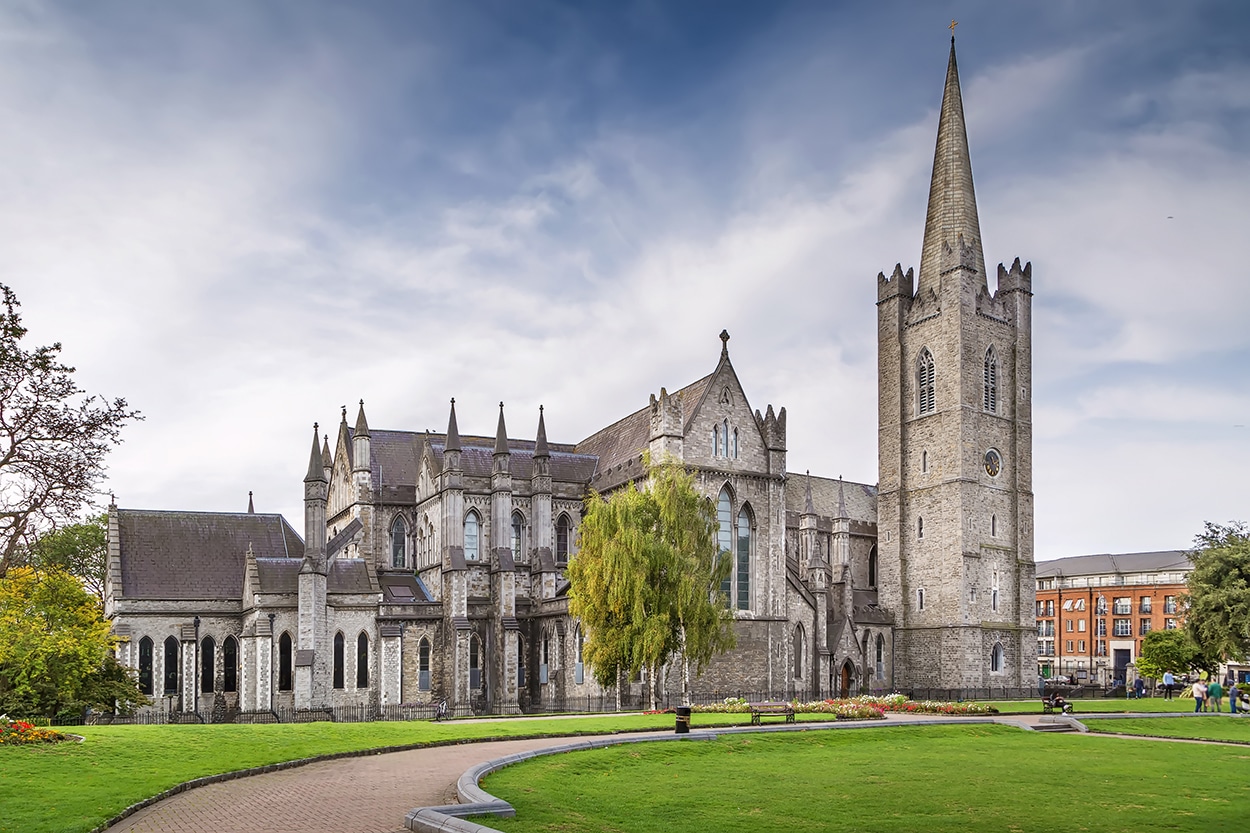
[[341, 405, 346, 421], [719, 329, 730, 358]]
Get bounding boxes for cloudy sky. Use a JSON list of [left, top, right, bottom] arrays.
[[3, 1, 1247, 560]]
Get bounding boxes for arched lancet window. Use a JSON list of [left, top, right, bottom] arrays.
[[163, 636, 180, 694], [138, 636, 154, 695], [517, 635, 526, 688], [723, 419, 729, 458], [922, 450, 928, 472], [200, 636, 215, 693], [992, 569, 1001, 613], [223, 636, 238, 693], [918, 589, 925, 611], [356, 633, 369, 689], [991, 642, 1005, 673], [278, 632, 293, 692], [540, 630, 550, 684], [917, 348, 936, 415], [574, 626, 585, 685], [868, 545, 878, 588], [991, 514, 997, 538], [555, 514, 571, 563], [717, 488, 733, 602], [917, 516, 924, 539], [793, 625, 804, 678], [464, 511, 480, 561], [333, 632, 345, 689], [391, 516, 407, 568], [732, 427, 739, 459], [511, 511, 524, 562], [712, 425, 720, 457], [983, 346, 998, 413], [875, 634, 885, 680], [469, 634, 481, 690], [418, 638, 431, 691], [736, 505, 752, 611]]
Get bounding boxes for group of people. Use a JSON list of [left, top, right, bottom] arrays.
[[1189, 676, 1245, 714]]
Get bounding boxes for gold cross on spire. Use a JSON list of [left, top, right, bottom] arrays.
[[949, 19, 958, 36]]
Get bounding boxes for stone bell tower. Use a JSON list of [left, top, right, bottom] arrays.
[[876, 37, 1036, 690]]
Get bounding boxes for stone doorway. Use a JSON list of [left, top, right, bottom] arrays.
[[839, 661, 854, 698]]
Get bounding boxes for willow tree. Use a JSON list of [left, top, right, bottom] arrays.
[[567, 459, 734, 710]]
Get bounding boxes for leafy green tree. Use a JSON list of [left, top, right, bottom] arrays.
[[567, 459, 733, 709], [1184, 521, 1250, 664], [27, 514, 109, 604], [0, 283, 140, 579], [0, 566, 144, 717], [1135, 629, 1205, 679]]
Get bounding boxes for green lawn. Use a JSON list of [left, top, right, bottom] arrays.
[[483, 724, 1248, 833], [985, 697, 1193, 715], [0, 713, 702, 833], [1084, 715, 1250, 743]]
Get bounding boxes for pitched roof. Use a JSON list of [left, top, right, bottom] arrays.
[[117, 509, 304, 600], [1035, 551, 1190, 579], [576, 373, 714, 475], [785, 475, 877, 525]]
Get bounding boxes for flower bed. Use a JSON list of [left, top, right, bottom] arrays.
[[688, 694, 990, 719], [0, 715, 67, 746]]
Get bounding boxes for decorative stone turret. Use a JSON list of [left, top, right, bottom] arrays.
[[298, 423, 329, 708], [648, 387, 683, 462], [531, 407, 556, 598], [489, 403, 520, 713], [439, 399, 470, 707]]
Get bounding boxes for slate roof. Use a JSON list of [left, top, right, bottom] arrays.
[[576, 373, 714, 477], [253, 557, 378, 595], [1035, 551, 1190, 579], [117, 509, 303, 600], [255, 557, 302, 594], [359, 430, 596, 494], [785, 475, 877, 524]]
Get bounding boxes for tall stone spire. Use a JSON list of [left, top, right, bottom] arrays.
[[494, 402, 509, 456], [917, 37, 986, 295]]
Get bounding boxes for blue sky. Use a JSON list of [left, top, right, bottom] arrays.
[[3, 1, 1248, 559]]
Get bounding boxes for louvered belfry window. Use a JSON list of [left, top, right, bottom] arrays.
[[983, 346, 998, 413], [917, 349, 936, 415]]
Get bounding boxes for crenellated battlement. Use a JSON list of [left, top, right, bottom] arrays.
[[877, 263, 915, 303], [995, 257, 1033, 295]]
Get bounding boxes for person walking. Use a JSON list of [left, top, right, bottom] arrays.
[[1162, 670, 1175, 700], [1229, 679, 1239, 715], [1193, 679, 1207, 713], [1134, 677, 1146, 700], [1208, 678, 1224, 712]]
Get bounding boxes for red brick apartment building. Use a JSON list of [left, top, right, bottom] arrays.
[[1034, 551, 1189, 687]]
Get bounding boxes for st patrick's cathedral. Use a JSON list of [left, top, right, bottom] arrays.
[[104, 39, 1038, 717]]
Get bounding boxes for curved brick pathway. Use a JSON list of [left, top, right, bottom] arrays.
[[103, 711, 1167, 833]]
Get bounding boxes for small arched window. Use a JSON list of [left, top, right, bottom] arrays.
[[356, 633, 369, 689], [574, 626, 585, 685], [511, 511, 524, 562], [918, 589, 925, 611], [723, 419, 730, 458], [278, 632, 293, 692], [917, 348, 936, 415], [992, 569, 1000, 613], [991, 514, 997, 538], [991, 642, 1005, 673], [418, 638, 431, 691], [917, 516, 924, 539], [333, 632, 345, 689], [223, 636, 238, 693], [736, 506, 751, 611], [555, 515, 571, 563], [164, 636, 180, 694], [984, 346, 998, 413], [868, 545, 878, 588], [464, 511, 480, 561], [712, 425, 720, 457], [469, 634, 482, 690], [793, 625, 804, 678], [875, 634, 885, 680], [391, 516, 407, 568], [200, 636, 215, 693], [138, 636, 154, 695], [733, 427, 739, 459]]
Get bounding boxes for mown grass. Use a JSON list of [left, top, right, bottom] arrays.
[[1084, 715, 1250, 743], [985, 697, 1193, 715], [483, 724, 1250, 833], [0, 713, 710, 833]]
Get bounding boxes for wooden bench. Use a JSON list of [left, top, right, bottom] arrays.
[[749, 702, 795, 725], [1041, 697, 1072, 715]]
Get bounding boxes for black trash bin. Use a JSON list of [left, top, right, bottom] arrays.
[[675, 706, 691, 734]]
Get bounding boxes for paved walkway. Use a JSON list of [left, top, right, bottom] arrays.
[[98, 711, 1075, 833]]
